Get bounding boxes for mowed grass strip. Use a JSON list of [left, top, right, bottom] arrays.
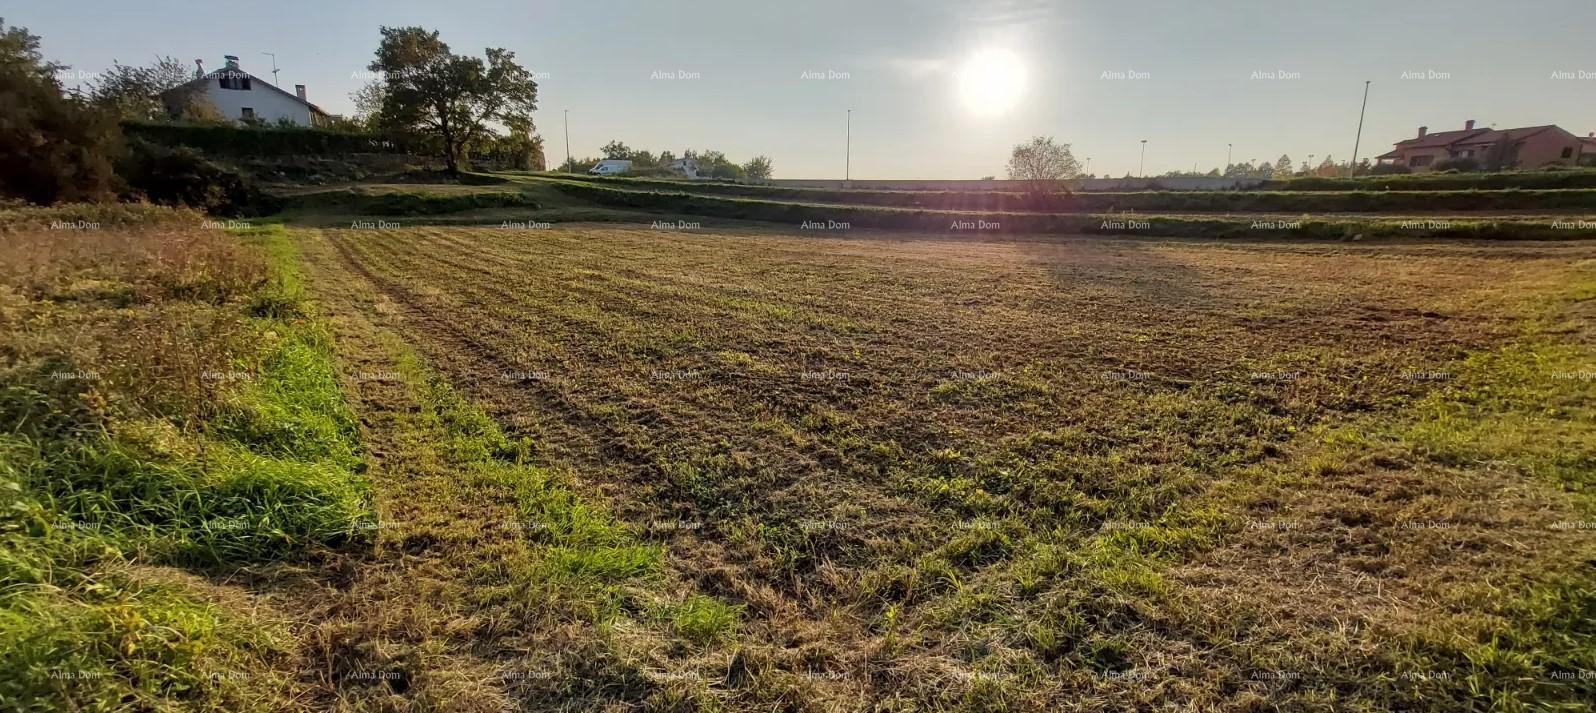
[[292, 227, 757, 711], [314, 224, 1596, 710]]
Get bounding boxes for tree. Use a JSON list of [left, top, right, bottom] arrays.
[[83, 56, 199, 121], [349, 78, 386, 130], [369, 26, 538, 173], [0, 19, 119, 204], [1274, 154, 1292, 174], [742, 155, 772, 180], [600, 140, 631, 159], [1005, 136, 1081, 195]]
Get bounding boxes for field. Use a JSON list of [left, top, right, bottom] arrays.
[[4, 193, 1595, 712], [290, 223, 1595, 710]]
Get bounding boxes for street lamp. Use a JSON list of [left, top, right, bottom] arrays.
[[845, 109, 852, 182], [1349, 80, 1371, 178], [1227, 143, 1233, 170], [1085, 157, 1092, 176], [563, 109, 571, 171], [1139, 140, 1148, 178]]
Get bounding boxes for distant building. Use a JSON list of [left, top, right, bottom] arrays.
[[1376, 120, 1595, 171], [665, 157, 700, 178], [162, 55, 331, 127]]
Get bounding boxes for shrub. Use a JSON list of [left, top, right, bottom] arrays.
[[118, 140, 281, 217], [0, 21, 120, 204], [120, 120, 391, 156], [1433, 158, 1481, 172], [1367, 163, 1412, 175]]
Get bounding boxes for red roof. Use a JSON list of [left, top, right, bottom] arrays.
[[1394, 128, 1492, 149], [1389, 125, 1563, 150]]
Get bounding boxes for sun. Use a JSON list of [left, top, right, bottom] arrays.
[[956, 48, 1027, 117]]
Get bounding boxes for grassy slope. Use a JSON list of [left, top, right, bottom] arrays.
[[531, 177, 1596, 240], [539, 173, 1596, 213]]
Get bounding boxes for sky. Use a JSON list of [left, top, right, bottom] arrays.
[[10, 0, 1596, 179]]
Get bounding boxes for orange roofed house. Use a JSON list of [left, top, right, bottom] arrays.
[[1375, 120, 1596, 171]]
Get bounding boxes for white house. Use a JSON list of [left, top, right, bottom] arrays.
[[162, 55, 330, 127], [666, 157, 700, 178]]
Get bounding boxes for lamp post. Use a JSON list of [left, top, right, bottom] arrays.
[[1226, 143, 1233, 171], [1139, 139, 1148, 178], [845, 109, 852, 182], [563, 109, 570, 171], [1085, 157, 1092, 176], [1349, 80, 1371, 178]]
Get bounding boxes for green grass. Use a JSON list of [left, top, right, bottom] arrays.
[[0, 211, 372, 710], [279, 184, 540, 216]]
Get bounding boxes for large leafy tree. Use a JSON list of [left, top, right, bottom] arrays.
[[368, 26, 538, 173], [1006, 136, 1081, 194], [84, 56, 198, 121], [742, 155, 772, 180], [600, 140, 631, 159]]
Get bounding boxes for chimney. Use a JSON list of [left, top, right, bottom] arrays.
[[194, 58, 204, 78], [1465, 119, 1476, 130], [1418, 126, 1428, 138], [295, 84, 307, 102], [223, 54, 239, 69]]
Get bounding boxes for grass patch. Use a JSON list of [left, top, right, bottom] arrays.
[[0, 208, 371, 709]]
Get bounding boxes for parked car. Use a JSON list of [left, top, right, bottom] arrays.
[[588, 159, 632, 175]]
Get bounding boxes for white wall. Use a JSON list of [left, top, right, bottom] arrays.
[[195, 76, 312, 126]]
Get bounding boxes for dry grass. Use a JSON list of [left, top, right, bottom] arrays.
[[293, 224, 1595, 711]]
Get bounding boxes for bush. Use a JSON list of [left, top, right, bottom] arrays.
[[1433, 158, 1481, 172], [1367, 163, 1412, 176], [0, 21, 120, 204], [118, 140, 281, 217], [121, 120, 391, 156]]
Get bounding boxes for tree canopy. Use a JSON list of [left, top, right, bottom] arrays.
[[1006, 136, 1081, 192], [368, 26, 538, 172]]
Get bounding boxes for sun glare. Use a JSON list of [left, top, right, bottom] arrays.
[[957, 48, 1027, 117]]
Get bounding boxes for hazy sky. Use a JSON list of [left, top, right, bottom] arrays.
[[13, 0, 1596, 178]]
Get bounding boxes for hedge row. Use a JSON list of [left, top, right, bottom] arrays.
[[546, 180, 1596, 241], [538, 175, 1596, 213], [1259, 170, 1596, 192], [122, 121, 394, 156], [283, 187, 538, 216]]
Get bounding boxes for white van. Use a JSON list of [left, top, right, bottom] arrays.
[[588, 159, 632, 175]]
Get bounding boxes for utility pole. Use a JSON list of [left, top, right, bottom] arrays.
[[1226, 143, 1233, 171], [1139, 139, 1148, 178], [1349, 80, 1371, 178], [563, 109, 570, 171], [845, 109, 852, 182], [261, 52, 279, 86], [1085, 157, 1092, 175]]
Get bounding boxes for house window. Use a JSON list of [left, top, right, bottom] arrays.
[[1409, 155, 1433, 167], [1563, 147, 1574, 159], [241, 107, 255, 120]]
